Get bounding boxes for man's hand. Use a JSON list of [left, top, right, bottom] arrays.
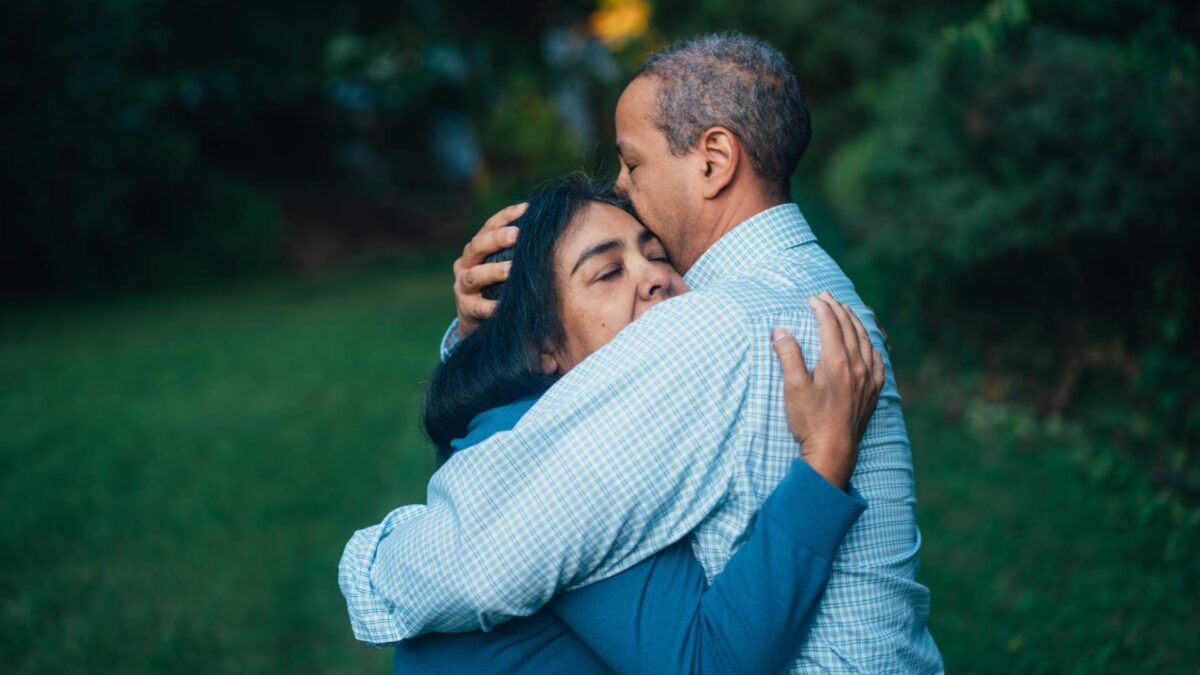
[[772, 292, 885, 490], [452, 202, 527, 338]]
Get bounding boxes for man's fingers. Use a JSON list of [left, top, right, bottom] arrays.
[[810, 295, 847, 365], [461, 297, 499, 323], [463, 227, 519, 267], [482, 202, 529, 233], [459, 261, 512, 294], [772, 327, 811, 390]]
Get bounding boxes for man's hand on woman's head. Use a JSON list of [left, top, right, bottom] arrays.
[[452, 202, 527, 338], [772, 292, 885, 491]]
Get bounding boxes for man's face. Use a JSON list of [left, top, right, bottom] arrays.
[[614, 76, 699, 266]]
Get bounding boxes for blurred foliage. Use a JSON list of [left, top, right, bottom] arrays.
[[823, 0, 1200, 500], [2, 0, 1195, 516], [0, 0, 601, 293]]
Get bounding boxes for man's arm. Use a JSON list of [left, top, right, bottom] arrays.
[[351, 291, 754, 640]]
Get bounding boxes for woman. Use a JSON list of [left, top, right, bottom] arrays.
[[400, 177, 884, 674]]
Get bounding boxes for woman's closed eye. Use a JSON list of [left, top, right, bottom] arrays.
[[596, 265, 623, 282], [644, 246, 671, 265]]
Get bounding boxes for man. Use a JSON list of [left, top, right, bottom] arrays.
[[341, 33, 943, 672]]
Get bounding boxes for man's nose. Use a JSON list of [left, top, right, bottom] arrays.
[[615, 168, 630, 196]]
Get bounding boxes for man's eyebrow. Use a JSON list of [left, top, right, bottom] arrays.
[[615, 143, 625, 158], [571, 239, 623, 276]]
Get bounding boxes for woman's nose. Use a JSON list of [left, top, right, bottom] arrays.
[[638, 262, 673, 301]]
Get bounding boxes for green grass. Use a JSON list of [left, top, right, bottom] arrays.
[[1, 262, 1195, 673]]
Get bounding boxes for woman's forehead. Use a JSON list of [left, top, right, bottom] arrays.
[[561, 202, 646, 248]]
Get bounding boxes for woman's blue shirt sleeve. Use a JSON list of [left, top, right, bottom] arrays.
[[549, 458, 865, 674], [393, 396, 866, 675]]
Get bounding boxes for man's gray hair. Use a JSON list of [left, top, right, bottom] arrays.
[[634, 33, 810, 191]]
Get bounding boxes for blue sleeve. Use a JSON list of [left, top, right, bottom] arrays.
[[390, 610, 612, 675], [549, 459, 866, 675]]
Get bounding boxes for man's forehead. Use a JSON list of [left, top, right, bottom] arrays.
[[615, 77, 659, 149]]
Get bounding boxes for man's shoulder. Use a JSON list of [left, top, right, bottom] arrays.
[[699, 255, 832, 322], [584, 245, 853, 366], [627, 286, 754, 342]]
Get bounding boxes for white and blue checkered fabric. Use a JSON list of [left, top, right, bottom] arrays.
[[340, 204, 943, 673]]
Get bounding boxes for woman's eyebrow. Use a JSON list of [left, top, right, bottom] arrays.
[[637, 229, 656, 245], [571, 239, 623, 275]]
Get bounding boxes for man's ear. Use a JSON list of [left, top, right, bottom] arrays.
[[697, 126, 739, 199]]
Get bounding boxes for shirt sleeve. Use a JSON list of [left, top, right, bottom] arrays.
[[439, 319, 461, 362], [389, 609, 611, 675], [549, 460, 867, 675], [359, 291, 752, 639]]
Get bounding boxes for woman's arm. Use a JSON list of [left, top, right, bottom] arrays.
[[549, 458, 865, 675], [391, 609, 613, 675], [548, 296, 881, 675], [388, 457, 864, 675]]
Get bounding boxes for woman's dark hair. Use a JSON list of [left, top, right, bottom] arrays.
[[423, 176, 631, 462]]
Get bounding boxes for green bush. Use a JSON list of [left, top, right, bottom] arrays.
[[827, 0, 1200, 494]]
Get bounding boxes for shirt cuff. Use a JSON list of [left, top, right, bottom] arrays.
[[337, 505, 424, 645], [762, 459, 868, 561], [439, 320, 462, 362]]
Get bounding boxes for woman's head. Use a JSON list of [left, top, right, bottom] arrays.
[[424, 176, 685, 456]]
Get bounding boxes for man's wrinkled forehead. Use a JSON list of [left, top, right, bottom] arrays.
[[615, 76, 664, 152]]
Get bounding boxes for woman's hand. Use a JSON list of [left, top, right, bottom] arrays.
[[771, 291, 885, 490]]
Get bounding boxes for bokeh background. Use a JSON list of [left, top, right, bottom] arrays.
[[2, 0, 1198, 672]]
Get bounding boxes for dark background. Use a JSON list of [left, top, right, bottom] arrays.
[[2, 0, 1197, 672]]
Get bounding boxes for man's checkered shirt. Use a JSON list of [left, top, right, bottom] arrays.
[[339, 204, 943, 673]]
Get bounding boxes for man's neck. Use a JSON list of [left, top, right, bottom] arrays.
[[675, 189, 787, 274]]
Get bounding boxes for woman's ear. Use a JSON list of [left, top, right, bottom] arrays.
[[698, 126, 739, 199], [539, 350, 560, 375]]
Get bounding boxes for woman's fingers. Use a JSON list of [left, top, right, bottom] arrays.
[[819, 292, 876, 383], [824, 294, 864, 383], [821, 292, 858, 362], [844, 303, 874, 369], [772, 327, 811, 394], [872, 348, 885, 392], [809, 295, 848, 365]]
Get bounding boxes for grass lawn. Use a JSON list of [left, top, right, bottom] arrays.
[[2, 260, 1195, 673]]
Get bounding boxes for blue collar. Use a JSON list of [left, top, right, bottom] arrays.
[[450, 392, 545, 454]]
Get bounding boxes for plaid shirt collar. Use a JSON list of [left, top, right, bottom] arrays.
[[683, 203, 817, 290]]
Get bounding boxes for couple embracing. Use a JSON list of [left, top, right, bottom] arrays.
[[340, 33, 943, 674]]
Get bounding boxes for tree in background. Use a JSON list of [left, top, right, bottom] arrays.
[[0, 0, 610, 294], [826, 0, 1199, 503]]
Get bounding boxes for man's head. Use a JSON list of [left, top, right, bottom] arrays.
[[615, 33, 811, 272]]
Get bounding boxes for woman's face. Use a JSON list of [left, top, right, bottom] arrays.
[[544, 201, 687, 375]]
